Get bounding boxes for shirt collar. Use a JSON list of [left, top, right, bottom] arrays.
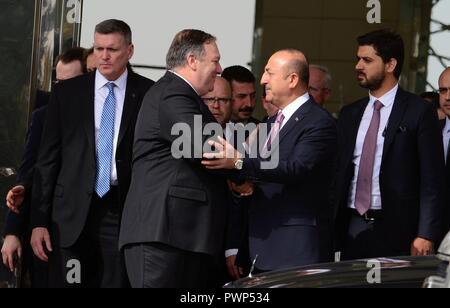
[[369, 83, 399, 108], [95, 69, 128, 91], [280, 92, 310, 119], [445, 117, 450, 134]]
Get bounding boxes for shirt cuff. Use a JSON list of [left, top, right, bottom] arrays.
[[225, 249, 239, 258]]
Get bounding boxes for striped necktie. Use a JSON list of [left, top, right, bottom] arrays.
[[95, 82, 116, 198]]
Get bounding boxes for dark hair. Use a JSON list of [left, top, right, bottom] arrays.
[[221, 65, 255, 84], [55, 47, 87, 73], [420, 91, 440, 110], [166, 29, 216, 70], [95, 19, 132, 45], [357, 29, 404, 79]]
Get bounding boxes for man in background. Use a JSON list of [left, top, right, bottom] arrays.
[[222, 65, 259, 124], [2, 47, 87, 287], [309, 64, 332, 106]]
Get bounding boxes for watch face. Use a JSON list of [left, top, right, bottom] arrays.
[[235, 159, 243, 170]]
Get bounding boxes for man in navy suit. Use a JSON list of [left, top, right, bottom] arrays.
[[203, 49, 337, 272], [334, 30, 445, 260]]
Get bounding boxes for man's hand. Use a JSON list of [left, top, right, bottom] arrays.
[[411, 237, 434, 256], [226, 255, 244, 280], [6, 185, 25, 214], [1, 235, 22, 272], [202, 136, 239, 170], [30, 227, 52, 262], [228, 180, 254, 197]]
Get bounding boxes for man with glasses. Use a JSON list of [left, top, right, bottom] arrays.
[[309, 64, 332, 106], [202, 76, 232, 128], [438, 67, 450, 240]]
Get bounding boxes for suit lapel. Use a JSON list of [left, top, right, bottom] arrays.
[[348, 99, 369, 153], [83, 73, 96, 158], [278, 100, 313, 146], [117, 72, 140, 147], [382, 88, 409, 160]]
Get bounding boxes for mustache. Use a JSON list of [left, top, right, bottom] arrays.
[[239, 106, 254, 113]]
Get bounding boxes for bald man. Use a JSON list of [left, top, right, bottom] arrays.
[[309, 65, 332, 106], [439, 67, 450, 239], [202, 76, 232, 127], [202, 49, 337, 272]]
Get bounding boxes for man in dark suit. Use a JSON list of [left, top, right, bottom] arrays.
[[203, 49, 337, 272], [335, 30, 445, 260], [438, 67, 450, 240], [222, 65, 260, 126], [29, 19, 154, 288], [119, 29, 226, 288], [2, 47, 87, 287]]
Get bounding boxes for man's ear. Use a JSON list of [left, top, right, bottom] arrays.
[[127, 44, 134, 60], [288, 73, 300, 89], [386, 58, 397, 74], [186, 54, 197, 71]]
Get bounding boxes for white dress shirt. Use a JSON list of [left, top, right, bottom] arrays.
[[95, 69, 128, 185], [348, 84, 399, 210], [443, 117, 450, 164]]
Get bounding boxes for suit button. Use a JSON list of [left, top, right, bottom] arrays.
[[117, 160, 122, 164]]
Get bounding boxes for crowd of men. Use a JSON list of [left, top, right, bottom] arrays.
[[1, 19, 450, 288]]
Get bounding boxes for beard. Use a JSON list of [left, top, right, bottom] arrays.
[[357, 70, 385, 91]]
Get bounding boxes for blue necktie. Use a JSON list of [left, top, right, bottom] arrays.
[[95, 82, 116, 198]]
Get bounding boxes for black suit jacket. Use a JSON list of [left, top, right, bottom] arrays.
[[238, 99, 337, 271], [3, 106, 47, 237], [119, 71, 229, 257], [441, 119, 450, 240], [30, 71, 154, 248], [335, 87, 445, 254]]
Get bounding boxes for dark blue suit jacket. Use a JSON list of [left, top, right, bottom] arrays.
[[239, 99, 337, 271]]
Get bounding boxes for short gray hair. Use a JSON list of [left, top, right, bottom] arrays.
[[95, 19, 132, 45], [166, 29, 216, 70], [310, 64, 332, 89]]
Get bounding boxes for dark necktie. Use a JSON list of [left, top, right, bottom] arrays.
[[355, 100, 384, 215]]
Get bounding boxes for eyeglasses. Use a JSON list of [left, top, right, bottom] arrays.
[[202, 97, 232, 105], [438, 87, 450, 95], [309, 86, 330, 93]]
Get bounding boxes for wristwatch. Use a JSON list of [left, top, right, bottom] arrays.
[[234, 158, 244, 170]]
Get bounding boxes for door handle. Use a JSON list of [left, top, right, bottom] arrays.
[[0, 167, 17, 178]]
